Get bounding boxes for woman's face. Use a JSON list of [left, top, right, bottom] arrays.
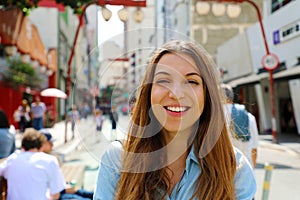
[[151, 53, 205, 135]]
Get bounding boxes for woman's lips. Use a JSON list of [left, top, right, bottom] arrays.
[[164, 106, 190, 117]]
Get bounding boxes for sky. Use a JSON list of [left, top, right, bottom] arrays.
[[97, 5, 124, 46]]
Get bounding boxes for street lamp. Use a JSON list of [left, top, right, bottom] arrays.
[[226, 4, 242, 18], [195, 0, 279, 143], [211, 3, 226, 16], [196, 1, 242, 18], [133, 8, 144, 23], [118, 7, 129, 22], [195, 2, 210, 15], [101, 6, 112, 21]]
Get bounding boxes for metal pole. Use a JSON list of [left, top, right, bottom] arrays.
[[244, 0, 277, 143], [262, 163, 274, 200]]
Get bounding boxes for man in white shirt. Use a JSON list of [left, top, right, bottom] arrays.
[[0, 128, 65, 200], [222, 84, 259, 168]]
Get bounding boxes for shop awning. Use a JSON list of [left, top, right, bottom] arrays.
[[16, 17, 33, 55], [273, 65, 300, 81], [30, 25, 48, 66], [0, 8, 23, 45], [16, 16, 48, 67], [47, 48, 57, 72], [226, 73, 269, 88], [1, 7, 49, 68]]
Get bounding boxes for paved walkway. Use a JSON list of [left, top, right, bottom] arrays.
[[15, 115, 300, 159], [15, 119, 81, 156], [259, 133, 300, 157]]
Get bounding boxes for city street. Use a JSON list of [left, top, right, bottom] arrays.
[[1, 1, 300, 200], [60, 114, 300, 199], [255, 143, 300, 199]]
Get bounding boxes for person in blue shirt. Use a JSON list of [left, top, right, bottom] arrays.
[[31, 96, 46, 130], [0, 110, 15, 159], [94, 40, 256, 200]]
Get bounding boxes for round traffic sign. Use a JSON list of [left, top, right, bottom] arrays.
[[262, 53, 279, 71]]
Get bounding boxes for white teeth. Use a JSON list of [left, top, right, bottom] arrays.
[[166, 106, 187, 112]]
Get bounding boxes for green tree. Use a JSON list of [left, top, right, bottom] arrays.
[[2, 58, 41, 89], [0, 0, 93, 14]]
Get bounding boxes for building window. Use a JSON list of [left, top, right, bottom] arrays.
[[271, 0, 293, 13]]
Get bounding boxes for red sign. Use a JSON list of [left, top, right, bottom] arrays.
[[262, 53, 279, 71], [98, 0, 146, 7], [38, 0, 65, 12]]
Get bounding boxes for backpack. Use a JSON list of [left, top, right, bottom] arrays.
[[231, 104, 251, 142]]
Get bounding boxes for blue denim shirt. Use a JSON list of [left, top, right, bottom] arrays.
[[0, 128, 16, 159], [93, 145, 256, 200]]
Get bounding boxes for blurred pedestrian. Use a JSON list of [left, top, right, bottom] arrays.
[[222, 84, 259, 168], [39, 130, 94, 200], [14, 99, 31, 133], [0, 110, 16, 159], [109, 105, 118, 140], [94, 40, 256, 199], [68, 105, 80, 139], [128, 90, 137, 116], [31, 96, 46, 130], [95, 108, 104, 132], [81, 102, 91, 120], [0, 128, 65, 199]]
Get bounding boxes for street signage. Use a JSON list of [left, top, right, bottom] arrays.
[[262, 53, 279, 71]]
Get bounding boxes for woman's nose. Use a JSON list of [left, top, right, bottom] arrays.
[[168, 83, 184, 99]]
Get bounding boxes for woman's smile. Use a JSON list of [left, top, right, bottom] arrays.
[[164, 105, 190, 117]]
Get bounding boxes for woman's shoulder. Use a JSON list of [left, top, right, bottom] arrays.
[[233, 147, 252, 170], [233, 147, 256, 199], [100, 142, 123, 171]]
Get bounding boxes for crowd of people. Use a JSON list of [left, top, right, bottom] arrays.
[[0, 40, 261, 199], [14, 96, 47, 132], [0, 128, 94, 199]]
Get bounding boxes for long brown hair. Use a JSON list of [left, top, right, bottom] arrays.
[[116, 40, 236, 200]]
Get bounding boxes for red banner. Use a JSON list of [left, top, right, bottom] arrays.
[[38, 0, 65, 12], [98, 0, 146, 7]]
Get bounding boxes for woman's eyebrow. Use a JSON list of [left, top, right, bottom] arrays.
[[154, 71, 170, 76], [186, 72, 201, 77]]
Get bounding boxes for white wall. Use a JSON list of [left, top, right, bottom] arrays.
[[247, 0, 300, 71], [98, 41, 123, 88], [126, 0, 156, 90], [29, 8, 58, 49], [289, 79, 300, 135], [217, 32, 253, 81]]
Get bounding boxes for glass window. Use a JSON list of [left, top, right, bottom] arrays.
[[271, 0, 293, 13]]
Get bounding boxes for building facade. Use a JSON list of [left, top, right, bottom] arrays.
[[216, 0, 300, 136]]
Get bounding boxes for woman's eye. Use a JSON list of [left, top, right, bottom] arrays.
[[187, 80, 199, 85], [155, 79, 170, 84]]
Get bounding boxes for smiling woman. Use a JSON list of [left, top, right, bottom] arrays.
[[94, 40, 256, 200], [151, 53, 205, 139]]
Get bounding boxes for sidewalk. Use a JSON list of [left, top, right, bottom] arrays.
[[15, 117, 300, 158], [15, 119, 82, 160], [258, 133, 300, 156]]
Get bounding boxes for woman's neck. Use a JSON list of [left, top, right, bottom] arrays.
[[162, 127, 193, 144]]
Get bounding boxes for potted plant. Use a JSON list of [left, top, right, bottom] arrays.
[[2, 58, 41, 89]]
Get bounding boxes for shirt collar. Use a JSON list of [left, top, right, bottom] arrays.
[[185, 145, 199, 174]]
